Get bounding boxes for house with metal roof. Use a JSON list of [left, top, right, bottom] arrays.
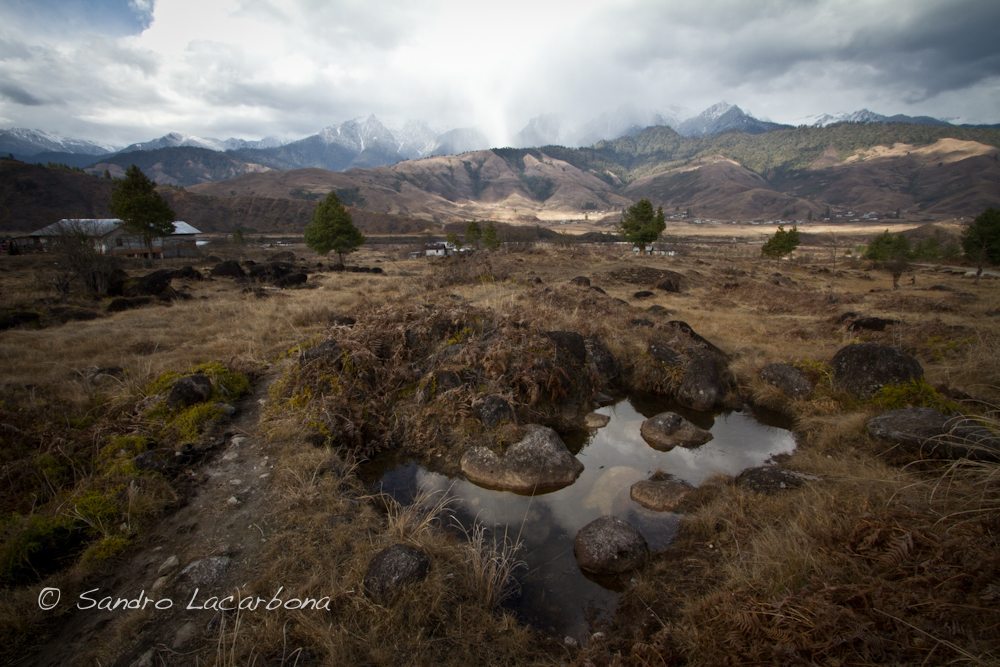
[[27, 219, 202, 258]]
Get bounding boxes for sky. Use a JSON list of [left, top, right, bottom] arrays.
[[1, 0, 999, 147]]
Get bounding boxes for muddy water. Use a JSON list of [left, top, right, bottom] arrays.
[[368, 397, 796, 641]]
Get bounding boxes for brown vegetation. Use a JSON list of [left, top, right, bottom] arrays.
[[0, 233, 997, 665]]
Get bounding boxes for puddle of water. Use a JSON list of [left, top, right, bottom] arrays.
[[367, 398, 796, 641]]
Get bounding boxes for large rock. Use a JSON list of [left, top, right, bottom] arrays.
[[677, 351, 730, 412], [831, 343, 923, 398], [123, 269, 175, 298], [655, 271, 686, 293], [477, 395, 514, 428], [363, 544, 430, 605], [210, 260, 246, 279], [574, 516, 649, 575], [867, 408, 1000, 461], [759, 363, 813, 399], [461, 425, 583, 493], [167, 374, 213, 408], [640, 412, 712, 450], [585, 336, 620, 388], [630, 475, 694, 512]]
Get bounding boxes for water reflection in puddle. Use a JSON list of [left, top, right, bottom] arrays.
[[370, 398, 796, 641]]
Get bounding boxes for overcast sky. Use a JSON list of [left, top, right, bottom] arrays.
[[1, 0, 999, 147]]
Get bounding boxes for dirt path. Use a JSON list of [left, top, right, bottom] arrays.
[[26, 369, 284, 666]]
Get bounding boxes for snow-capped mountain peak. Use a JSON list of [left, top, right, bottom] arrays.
[[0, 127, 118, 155]]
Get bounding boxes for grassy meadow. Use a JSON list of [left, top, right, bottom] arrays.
[[0, 231, 997, 665]]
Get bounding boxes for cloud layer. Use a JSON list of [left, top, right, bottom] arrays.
[[1, 0, 998, 146]]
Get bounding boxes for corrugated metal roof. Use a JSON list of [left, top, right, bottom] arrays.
[[30, 219, 201, 237], [30, 219, 121, 237], [171, 221, 201, 235]]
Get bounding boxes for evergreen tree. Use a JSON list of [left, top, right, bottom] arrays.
[[620, 199, 666, 253], [482, 223, 500, 250], [761, 224, 800, 260], [864, 230, 911, 289], [465, 221, 482, 248], [110, 165, 175, 257], [304, 192, 365, 267], [962, 207, 1000, 282]]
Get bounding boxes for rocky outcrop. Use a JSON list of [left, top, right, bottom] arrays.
[[210, 260, 246, 279], [867, 407, 1000, 461], [647, 321, 736, 411], [831, 343, 923, 398], [574, 516, 649, 575], [363, 544, 430, 605], [640, 412, 712, 450], [759, 363, 813, 399], [630, 474, 693, 511], [461, 425, 583, 493]]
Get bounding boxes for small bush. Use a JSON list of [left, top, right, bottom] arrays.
[[0, 513, 85, 586]]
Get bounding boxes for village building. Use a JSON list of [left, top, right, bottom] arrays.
[[25, 219, 202, 258]]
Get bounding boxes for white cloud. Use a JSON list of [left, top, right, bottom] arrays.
[[0, 0, 998, 146]]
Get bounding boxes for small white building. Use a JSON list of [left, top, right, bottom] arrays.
[[27, 219, 202, 258]]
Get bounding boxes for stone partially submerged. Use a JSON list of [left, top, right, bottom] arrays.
[[460, 425, 584, 493], [574, 516, 649, 575], [640, 412, 712, 451], [630, 474, 694, 511]]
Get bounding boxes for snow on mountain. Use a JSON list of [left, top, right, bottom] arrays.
[[676, 102, 787, 137], [121, 132, 229, 153], [395, 120, 439, 159], [800, 109, 950, 127], [575, 105, 682, 146], [0, 128, 118, 156]]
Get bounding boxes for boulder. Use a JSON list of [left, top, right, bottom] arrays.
[[123, 269, 175, 298], [630, 475, 694, 511], [363, 544, 430, 605], [648, 341, 681, 366], [570, 276, 591, 287], [867, 407, 1000, 461], [167, 373, 213, 408], [677, 351, 730, 412], [210, 260, 246, 279], [574, 516, 649, 575], [640, 412, 713, 450], [655, 271, 686, 293], [633, 290, 655, 299], [584, 412, 610, 429], [831, 343, 923, 398], [759, 363, 813, 399], [461, 425, 583, 493], [172, 266, 203, 281], [585, 336, 620, 387]]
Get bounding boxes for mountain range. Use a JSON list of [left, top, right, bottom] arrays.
[[5, 121, 998, 235], [5, 103, 994, 187]]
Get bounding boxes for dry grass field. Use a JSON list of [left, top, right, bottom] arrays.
[[0, 233, 997, 665]]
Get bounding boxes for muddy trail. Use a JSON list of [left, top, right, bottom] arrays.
[[24, 370, 285, 666]]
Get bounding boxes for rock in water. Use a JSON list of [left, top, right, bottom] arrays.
[[461, 425, 583, 493], [640, 412, 712, 450], [363, 544, 430, 605], [574, 516, 648, 575], [630, 475, 694, 511]]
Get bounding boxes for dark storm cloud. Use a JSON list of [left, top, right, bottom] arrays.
[[0, 83, 44, 106]]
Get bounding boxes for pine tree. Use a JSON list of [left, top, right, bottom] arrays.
[[962, 207, 1000, 282], [482, 223, 500, 250], [465, 221, 482, 248], [620, 199, 666, 253], [864, 230, 911, 289], [110, 165, 175, 257], [304, 192, 365, 267], [761, 224, 800, 260]]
